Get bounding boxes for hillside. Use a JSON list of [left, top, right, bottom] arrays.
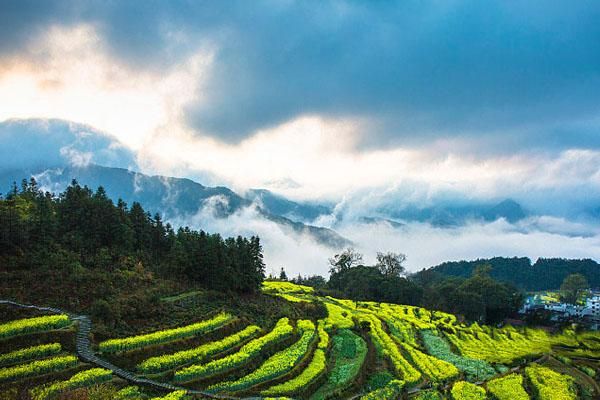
[[0, 281, 598, 399], [417, 257, 600, 291]]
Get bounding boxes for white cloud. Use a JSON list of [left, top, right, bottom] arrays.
[[0, 23, 214, 150]]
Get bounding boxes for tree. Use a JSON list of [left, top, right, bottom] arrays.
[[375, 252, 406, 277], [279, 267, 288, 281], [328, 248, 363, 274], [560, 273, 589, 304]]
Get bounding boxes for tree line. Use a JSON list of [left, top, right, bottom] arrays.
[[285, 248, 524, 324], [414, 256, 600, 291], [0, 179, 265, 293]]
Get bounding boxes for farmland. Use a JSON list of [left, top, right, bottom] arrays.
[[0, 281, 598, 399]]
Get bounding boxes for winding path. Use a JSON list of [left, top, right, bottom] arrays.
[[0, 300, 261, 400]]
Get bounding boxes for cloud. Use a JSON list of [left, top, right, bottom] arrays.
[[167, 196, 600, 277], [2, 1, 600, 152], [0, 119, 136, 171], [0, 23, 213, 150]]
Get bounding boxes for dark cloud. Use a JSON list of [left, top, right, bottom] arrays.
[[2, 0, 600, 150]]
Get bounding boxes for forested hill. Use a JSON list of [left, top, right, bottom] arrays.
[[0, 178, 266, 294], [416, 257, 600, 291]]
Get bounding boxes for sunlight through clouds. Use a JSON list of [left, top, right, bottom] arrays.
[[0, 24, 213, 150]]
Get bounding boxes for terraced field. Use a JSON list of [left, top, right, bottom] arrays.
[[1, 282, 599, 399]]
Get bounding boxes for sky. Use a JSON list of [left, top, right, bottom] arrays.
[[2, 1, 600, 274]]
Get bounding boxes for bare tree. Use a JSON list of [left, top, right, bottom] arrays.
[[375, 252, 406, 277], [329, 248, 363, 274]]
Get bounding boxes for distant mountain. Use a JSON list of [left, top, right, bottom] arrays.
[[383, 199, 528, 227], [1, 164, 351, 249], [245, 189, 332, 222]]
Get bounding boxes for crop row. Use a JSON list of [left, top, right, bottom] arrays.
[[0, 355, 78, 382], [316, 321, 329, 349], [99, 312, 233, 353], [323, 303, 354, 330], [138, 324, 261, 374], [261, 348, 326, 396], [399, 342, 458, 382], [174, 317, 293, 382], [359, 314, 421, 385], [311, 329, 367, 400], [525, 364, 577, 400], [359, 379, 404, 400], [486, 373, 529, 400], [0, 315, 70, 340], [30, 367, 112, 400], [262, 281, 315, 294], [207, 319, 316, 393], [150, 390, 190, 400], [0, 343, 62, 367], [420, 330, 496, 381], [450, 381, 486, 400]]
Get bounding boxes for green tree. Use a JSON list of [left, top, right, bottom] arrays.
[[560, 273, 589, 304]]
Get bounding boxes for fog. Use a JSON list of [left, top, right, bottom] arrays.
[[172, 198, 600, 278]]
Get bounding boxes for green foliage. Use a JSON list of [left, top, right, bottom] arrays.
[[0, 343, 62, 367], [174, 317, 293, 382], [0, 179, 266, 295], [414, 389, 443, 399], [116, 386, 144, 399], [0, 315, 70, 339], [30, 367, 112, 400], [138, 324, 261, 373], [99, 312, 233, 353], [359, 313, 421, 384], [324, 302, 354, 330], [328, 265, 423, 306], [207, 320, 316, 393], [421, 330, 496, 381], [525, 364, 577, 400], [364, 371, 394, 392], [560, 273, 589, 305], [149, 390, 190, 400], [486, 373, 529, 400], [310, 329, 367, 400], [261, 349, 326, 396], [0, 355, 77, 382], [450, 381, 486, 400], [400, 342, 459, 382], [360, 379, 404, 400]]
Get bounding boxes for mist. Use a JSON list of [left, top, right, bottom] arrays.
[[170, 197, 600, 278]]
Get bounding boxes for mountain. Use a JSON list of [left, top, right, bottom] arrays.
[[1, 164, 351, 249], [245, 189, 332, 222], [383, 199, 528, 227]]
